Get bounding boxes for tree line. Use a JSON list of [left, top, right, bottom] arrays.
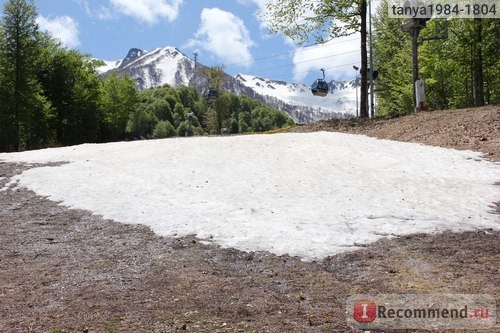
[[373, 1, 499, 116], [129, 84, 295, 140], [0, 0, 294, 152]]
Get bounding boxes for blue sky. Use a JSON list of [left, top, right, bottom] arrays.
[[28, 0, 362, 83]]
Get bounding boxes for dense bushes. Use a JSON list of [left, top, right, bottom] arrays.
[[130, 85, 296, 139]]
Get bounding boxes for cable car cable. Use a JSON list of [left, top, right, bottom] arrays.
[[224, 37, 360, 69]]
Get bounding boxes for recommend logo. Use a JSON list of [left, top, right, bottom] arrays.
[[347, 294, 496, 330]]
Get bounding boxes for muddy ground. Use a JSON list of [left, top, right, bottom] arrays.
[[0, 106, 499, 332]]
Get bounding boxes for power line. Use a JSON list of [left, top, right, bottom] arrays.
[[225, 53, 289, 68], [253, 61, 361, 81], [301, 35, 360, 48], [224, 36, 360, 69], [249, 49, 360, 75]]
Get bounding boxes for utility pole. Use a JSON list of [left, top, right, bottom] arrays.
[[411, 26, 420, 113], [401, 18, 447, 112], [401, 18, 428, 113], [368, 0, 375, 118], [193, 51, 198, 90], [353, 66, 359, 118]]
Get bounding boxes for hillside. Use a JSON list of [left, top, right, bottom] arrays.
[[289, 105, 500, 162], [0, 106, 498, 332]]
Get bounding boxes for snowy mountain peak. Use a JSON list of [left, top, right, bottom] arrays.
[[120, 48, 146, 68], [98, 45, 196, 90]]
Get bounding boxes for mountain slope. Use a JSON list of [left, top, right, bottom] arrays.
[[234, 74, 357, 123], [98, 46, 358, 123]]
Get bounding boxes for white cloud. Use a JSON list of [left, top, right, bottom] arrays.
[[238, 0, 275, 29], [95, 5, 115, 20], [37, 16, 80, 49], [237, 0, 271, 9], [185, 8, 255, 67], [73, 0, 114, 21], [109, 0, 183, 23], [292, 35, 361, 82]]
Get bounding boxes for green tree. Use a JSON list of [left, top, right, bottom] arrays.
[[172, 102, 186, 127], [127, 110, 158, 138], [372, 1, 413, 116], [130, 83, 294, 138], [191, 100, 207, 123], [177, 120, 194, 137], [447, 18, 499, 107], [273, 110, 290, 128], [149, 99, 173, 123], [164, 94, 178, 110], [238, 114, 249, 133], [215, 94, 231, 133], [0, 0, 48, 150], [201, 65, 226, 92], [100, 72, 138, 141], [265, 0, 369, 118], [251, 117, 264, 132], [418, 21, 459, 110], [177, 86, 196, 109], [202, 65, 228, 133], [193, 126, 204, 136], [374, 2, 499, 114], [152, 120, 177, 139], [204, 108, 218, 134], [229, 117, 239, 134], [39, 48, 101, 145]]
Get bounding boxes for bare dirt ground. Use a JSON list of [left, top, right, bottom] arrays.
[[287, 105, 500, 163], [0, 106, 499, 333]]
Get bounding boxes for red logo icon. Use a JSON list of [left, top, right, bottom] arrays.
[[353, 300, 377, 323]]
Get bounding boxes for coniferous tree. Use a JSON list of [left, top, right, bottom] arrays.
[[0, 0, 48, 150], [39, 48, 101, 145]]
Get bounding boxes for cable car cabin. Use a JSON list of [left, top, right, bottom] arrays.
[[205, 89, 219, 102], [311, 79, 328, 97]]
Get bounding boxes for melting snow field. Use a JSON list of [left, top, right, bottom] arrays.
[[1, 132, 499, 260]]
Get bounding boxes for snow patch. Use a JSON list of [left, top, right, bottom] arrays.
[[96, 59, 122, 74], [1, 133, 498, 261]]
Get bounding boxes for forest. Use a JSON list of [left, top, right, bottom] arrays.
[[0, 0, 294, 152], [373, 1, 499, 116]]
